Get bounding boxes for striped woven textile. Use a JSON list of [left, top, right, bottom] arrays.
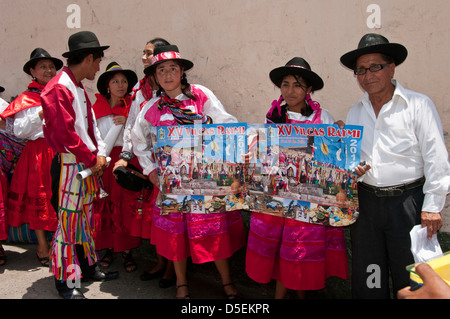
[[0, 132, 27, 173]]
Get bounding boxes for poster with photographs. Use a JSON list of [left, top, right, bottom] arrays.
[[151, 123, 363, 227], [245, 123, 363, 226], [150, 123, 251, 215]]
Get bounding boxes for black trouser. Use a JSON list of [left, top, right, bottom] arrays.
[[350, 184, 424, 299], [51, 154, 96, 290]]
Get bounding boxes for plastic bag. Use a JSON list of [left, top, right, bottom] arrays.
[[410, 224, 443, 263]]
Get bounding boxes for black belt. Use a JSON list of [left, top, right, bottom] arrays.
[[358, 177, 425, 197]]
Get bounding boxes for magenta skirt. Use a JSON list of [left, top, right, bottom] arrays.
[[246, 212, 348, 290], [151, 208, 246, 264]]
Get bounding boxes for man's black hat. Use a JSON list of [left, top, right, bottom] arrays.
[[340, 33, 408, 70], [62, 31, 109, 58]]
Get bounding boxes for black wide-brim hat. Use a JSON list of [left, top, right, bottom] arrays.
[[269, 57, 324, 91], [144, 44, 194, 75], [62, 31, 110, 58], [0, 86, 4, 93], [97, 62, 138, 96], [23, 48, 63, 75], [114, 164, 153, 192], [340, 33, 408, 70]]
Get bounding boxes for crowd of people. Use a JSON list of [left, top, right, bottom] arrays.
[[0, 30, 449, 300]]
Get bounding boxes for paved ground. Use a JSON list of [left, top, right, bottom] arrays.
[[1, 218, 448, 302], [0, 240, 276, 300]]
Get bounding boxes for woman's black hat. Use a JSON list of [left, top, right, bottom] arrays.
[[114, 164, 153, 192], [23, 48, 63, 75], [97, 62, 138, 96], [144, 45, 194, 75], [269, 57, 324, 91]]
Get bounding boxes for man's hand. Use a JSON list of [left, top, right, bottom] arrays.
[[90, 156, 107, 176], [421, 212, 442, 239], [355, 162, 371, 177], [397, 263, 450, 299]]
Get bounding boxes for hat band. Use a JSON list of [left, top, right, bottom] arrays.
[[151, 51, 181, 65], [106, 64, 122, 72], [287, 65, 307, 70]]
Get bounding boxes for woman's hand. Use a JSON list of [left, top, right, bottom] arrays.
[[113, 115, 127, 126], [334, 120, 345, 128], [148, 170, 160, 187], [113, 158, 128, 172]]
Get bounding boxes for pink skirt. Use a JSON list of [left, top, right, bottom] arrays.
[[0, 170, 9, 240], [151, 209, 246, 264], [93, 147, 144, 252], [8, 138, 57, 232], [246, 212, 348, 291]]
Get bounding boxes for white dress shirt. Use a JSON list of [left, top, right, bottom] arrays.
[[346, 80, 450, 213]]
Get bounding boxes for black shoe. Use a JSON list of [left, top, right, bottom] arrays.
[[159, 277, 176, 288], [55, 280, 86, 300], [140, 268, 164, 281], [55, 279, 85, 299], [58, 287, 86, 299], [82, 267, 119, 282]]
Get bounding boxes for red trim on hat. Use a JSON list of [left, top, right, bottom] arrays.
[[151, 51, 181, 65]]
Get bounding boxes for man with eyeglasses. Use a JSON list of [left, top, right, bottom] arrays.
[[340, 33, 449, 299]]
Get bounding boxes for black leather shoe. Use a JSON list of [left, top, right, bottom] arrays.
[[159, 277, 176, 288], [140, 268, 164, 281], [58, 287, 86, 299], [82, 267, 119, 282]]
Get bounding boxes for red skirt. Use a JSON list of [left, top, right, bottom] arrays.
[[8, 138, 57, 231], [245, 212, 348, 291], [93, 147, 147, 252], [0, 170, 9, 240]]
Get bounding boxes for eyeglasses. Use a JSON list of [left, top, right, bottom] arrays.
[[354, 63, 390, 76]]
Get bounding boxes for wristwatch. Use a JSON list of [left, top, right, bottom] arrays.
[[119, 151, 134, 162]]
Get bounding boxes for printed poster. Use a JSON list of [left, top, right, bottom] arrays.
[[150, 123, 251, 214], [151, 123, 364, 227], [245, 123, 363, 226]]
